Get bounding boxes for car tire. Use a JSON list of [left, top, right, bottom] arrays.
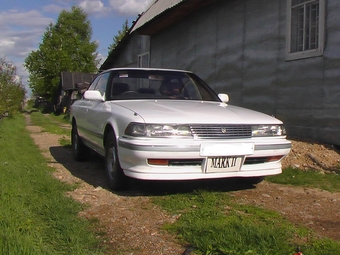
[[105, 131, 128, 190], [71, 122, 88, 161]]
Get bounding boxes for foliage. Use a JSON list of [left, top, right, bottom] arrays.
[[108, 19, 129, 55], [0, 58, 26, 117], [154, 190, 340, 255], [0, 115, 103, 254], [24, 6, 99, 102]]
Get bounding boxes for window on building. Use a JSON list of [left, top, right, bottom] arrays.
[[286, 0, 325, 60], [138, 52, 150, 68]]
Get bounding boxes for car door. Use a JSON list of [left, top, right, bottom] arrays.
[[83, 71, 111, 151], [75, 74, 101, 140]]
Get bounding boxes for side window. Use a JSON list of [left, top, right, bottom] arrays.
[[286, 0, 325, 61], [94, 72, 111, 98]]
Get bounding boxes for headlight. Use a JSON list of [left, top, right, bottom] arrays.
[[252, 125, 286, 137], [125, 123, 193, 138]]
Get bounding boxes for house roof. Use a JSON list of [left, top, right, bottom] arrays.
[[131, 0, 184, 33], [100, 0, 216, 70], [131, 0, 216, 35]]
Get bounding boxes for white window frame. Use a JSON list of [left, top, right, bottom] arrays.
[[138, 52, 150, 68], [286, 0, 325, 61]]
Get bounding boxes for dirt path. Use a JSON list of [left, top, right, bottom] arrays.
[[25, 114, 340, 254], [25, 114, 185, 255]]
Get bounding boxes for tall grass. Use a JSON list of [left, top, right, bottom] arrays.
[[0, 115, 102, 255]]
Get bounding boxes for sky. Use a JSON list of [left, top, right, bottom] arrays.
[[0, 0, 154, 97]]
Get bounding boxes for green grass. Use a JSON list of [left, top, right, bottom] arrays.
[[49, 112, 71, 124], [267, 167, 340, 192], [0, 114, 103, 255], [153, 190, 340, 255], [30, 111, 70, 136]]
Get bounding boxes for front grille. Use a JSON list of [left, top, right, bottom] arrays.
[[189, 124, 252, 139], [168, 159, 203, 166], [167, 157, 268, 167], [244, 157, 269, 164]]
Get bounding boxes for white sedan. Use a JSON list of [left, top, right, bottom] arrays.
[[70, 68, 291, 190]]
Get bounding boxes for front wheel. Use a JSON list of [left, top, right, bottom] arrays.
[[105, 131, 128, 190]]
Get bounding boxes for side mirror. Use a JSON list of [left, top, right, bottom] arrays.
[[84, 90, 104, 101], [218, 93, 229, 103]]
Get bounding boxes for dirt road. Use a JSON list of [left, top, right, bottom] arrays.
[[25, 114, 340, 254]]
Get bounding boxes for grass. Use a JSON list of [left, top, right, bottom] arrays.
[[267, 167, 340, 192], [153, 190, 340, 255], [0, 114, 103, 255], [16, 112, 340, 255], [30, 111, 70, 136]]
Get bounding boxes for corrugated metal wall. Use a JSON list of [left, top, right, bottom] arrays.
[[149, 0, 340, 145]]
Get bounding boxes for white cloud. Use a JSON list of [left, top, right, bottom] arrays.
[[79, 0, 107, 14], [0, 10, 53, 59], [43, 4, 67, 14], [0, 10, 53, 28], [0, 10, 54, 96], [109, 0, 153, 15]]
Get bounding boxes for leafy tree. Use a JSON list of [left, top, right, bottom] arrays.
[[108, 19, 129, 55], [0, 58, 26, 117], [24, 6, 99, 102]]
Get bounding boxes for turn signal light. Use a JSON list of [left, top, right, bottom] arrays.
[[148, 159, 169, 165], [267, 155, 285, 162]]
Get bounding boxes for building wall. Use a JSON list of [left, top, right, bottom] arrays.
[[149, 0, 340, 145], [106, 34, 150, 68]]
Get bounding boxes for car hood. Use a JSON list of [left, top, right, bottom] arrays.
[[112, 100, 282, 124]]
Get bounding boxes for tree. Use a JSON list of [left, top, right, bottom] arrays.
[[24, 6, 99, 102], [0, 58, 26, 117], [108, 19, 129, 55]]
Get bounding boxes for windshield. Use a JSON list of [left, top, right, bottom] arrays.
[[107, 70, 220, 102]]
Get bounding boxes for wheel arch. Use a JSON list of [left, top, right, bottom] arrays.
[[103, 123, 116, 148], [71, 116, 77, 126]]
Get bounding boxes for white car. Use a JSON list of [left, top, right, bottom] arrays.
[[70, 68, 291, 190]]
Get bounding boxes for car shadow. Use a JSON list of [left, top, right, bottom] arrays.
[[49, 145, 257, 197]]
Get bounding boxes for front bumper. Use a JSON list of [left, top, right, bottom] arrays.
[[117, 137, 291, 180]]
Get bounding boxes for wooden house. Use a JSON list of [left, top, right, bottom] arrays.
[[101, 0, 340, 145]]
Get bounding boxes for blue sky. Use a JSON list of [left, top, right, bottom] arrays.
[[0, 0, 153, 96]]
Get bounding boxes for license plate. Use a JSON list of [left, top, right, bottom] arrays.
[[204, 156, 244, 173], [200, 143, 254, 157]]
